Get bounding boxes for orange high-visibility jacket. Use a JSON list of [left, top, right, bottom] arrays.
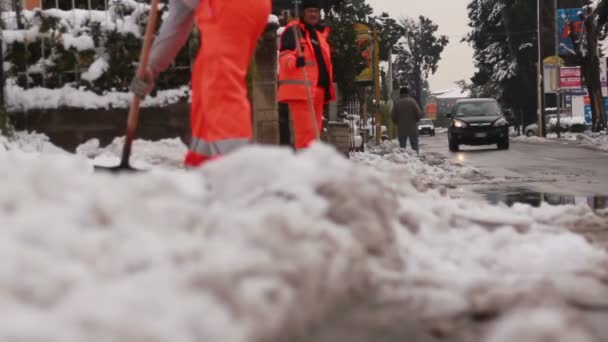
[[278, 21, 336, 103]]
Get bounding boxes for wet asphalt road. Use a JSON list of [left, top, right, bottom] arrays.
[[420, 133, 608, 206]]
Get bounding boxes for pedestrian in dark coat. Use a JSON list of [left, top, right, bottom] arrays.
[[391, 87, 422, 153]]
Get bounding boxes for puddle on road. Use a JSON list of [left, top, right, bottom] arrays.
[[476, 187, 608, 210]]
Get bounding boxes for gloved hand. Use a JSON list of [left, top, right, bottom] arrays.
[[296, 56, 306, 68], [129, 67, 156, 99]]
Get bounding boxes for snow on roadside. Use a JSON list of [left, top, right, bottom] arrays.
[[514, 131, 608, 152], [571, 131, 608, 151], [353, 140, 488, 188], [1, 133, 608, 341], [512, 135, 554, 144]]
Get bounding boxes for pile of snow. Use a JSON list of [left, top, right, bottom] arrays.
[[6, 82, 190, 111], [0, 131, 67, 154], [485, 304, 595, 342], [568, 131, 608, 151], [1, 132, 608, 341], [0, 140, 408, 342], [77, 137, 188, 170], [512, 135, 554, 144], [548, 116, 587, 126], [353, 140, 488, 188]]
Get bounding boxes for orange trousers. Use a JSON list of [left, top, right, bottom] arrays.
[[185, 0, 271, 167], [287, 87, 325, 149]]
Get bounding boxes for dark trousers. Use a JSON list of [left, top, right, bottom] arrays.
[[398, 135, 419, 153], [278, 102, 292, 146]]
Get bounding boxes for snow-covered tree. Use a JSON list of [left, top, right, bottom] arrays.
[[373, 12, 404, 62], [325, 0, 372, 105], [465, 0, 538, 127], [393, 15, 448, 106], [566, 0, 608, 131]]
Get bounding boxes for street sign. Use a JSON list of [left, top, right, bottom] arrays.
[[584, 96, 592, 125], [572, 95, 585, 120], [565, 88, 587, 110], [544, 64, 559, 93], [580, 96, 608, 125], [560, 67, 583, 90]]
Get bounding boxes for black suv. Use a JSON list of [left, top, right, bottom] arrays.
[[447, 99, 511, 152]]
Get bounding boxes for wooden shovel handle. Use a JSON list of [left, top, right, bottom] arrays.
[[120, 0, 161, 167]]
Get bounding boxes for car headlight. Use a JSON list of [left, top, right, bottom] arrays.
[[453, 120, 468, 128], [493, 118, 509, 126]]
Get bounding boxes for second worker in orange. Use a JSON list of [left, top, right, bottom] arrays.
[[278, 0, 336, 149]]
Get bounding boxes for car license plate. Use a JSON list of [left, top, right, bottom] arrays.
[[474, 132, 487, 138]]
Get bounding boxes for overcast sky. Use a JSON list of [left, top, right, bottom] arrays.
[[367, 0, 475, 92]]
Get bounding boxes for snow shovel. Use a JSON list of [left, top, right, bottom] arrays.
[[95, 0, 160, 173]]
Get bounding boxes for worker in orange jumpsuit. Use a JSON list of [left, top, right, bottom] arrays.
[[278, 0, 336, 149], [131, 0, 271, 167]]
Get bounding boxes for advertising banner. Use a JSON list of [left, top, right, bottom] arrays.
[[557, 8, 583, 55], [354, 23, 372, 84]]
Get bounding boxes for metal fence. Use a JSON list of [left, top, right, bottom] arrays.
[[344, 98, 360, 116], [1, 0, 195, 91], [42, 0, 108, 10]]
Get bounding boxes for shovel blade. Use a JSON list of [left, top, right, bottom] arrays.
[[94, 163, 143, 173]]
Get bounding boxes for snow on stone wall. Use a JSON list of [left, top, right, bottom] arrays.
[[5, 81, 190, 111]]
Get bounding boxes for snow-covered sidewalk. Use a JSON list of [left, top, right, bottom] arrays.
[[514, 131, 608, 152], [1, 133, 608, 341]]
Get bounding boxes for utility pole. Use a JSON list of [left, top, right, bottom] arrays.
[[373, 28, 381, 145], [537, 0, 546, 137], [0, 3, 6, 135], [0, 4, 5, 109], [555, 0, 561, 138], [387, 51, 395, 139], [13, 0, 23, 30], [294, 0, 300, 18]]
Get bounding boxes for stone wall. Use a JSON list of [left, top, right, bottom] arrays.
[[252, 22, 279, 145], [12, 101, 191, 152]]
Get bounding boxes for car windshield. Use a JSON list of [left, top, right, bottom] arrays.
[[420, 119, 433, 125], [454, 101, 500, 117]]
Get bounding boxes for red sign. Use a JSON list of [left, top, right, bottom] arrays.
[[560, 67, 582, 90]]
